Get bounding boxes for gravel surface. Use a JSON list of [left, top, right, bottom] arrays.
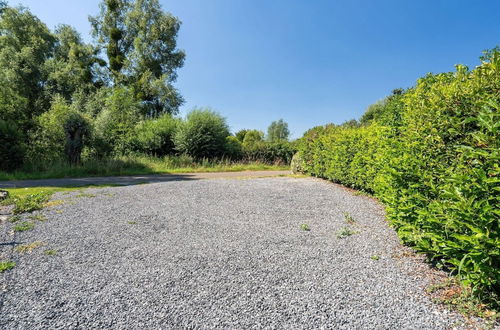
[[0, 177, 467, 329]]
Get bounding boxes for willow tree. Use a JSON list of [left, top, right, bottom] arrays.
[[90, 0, 185, 116]]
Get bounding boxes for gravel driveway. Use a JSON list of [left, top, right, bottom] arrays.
[[0, 177, 466, 329]]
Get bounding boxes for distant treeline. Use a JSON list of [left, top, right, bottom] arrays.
[[0, 0, 295, 172]]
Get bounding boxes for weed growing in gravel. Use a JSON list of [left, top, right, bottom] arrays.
[[44, 249, 57, 256], [427, 279, 498, 324], [75, 193, 97, 198], [128, 221, 138, 225], [13, 221, 35, 232], [337, 227, 356, 239], [15, 241, 45, 254], [300, 223, 310, 231], [13, 191, 51, 214], [343, 212, 356, 224], [0, 261, 16, 272], [371, 255, 380, 260], [29, 214, 47, 222], [8, 215, 21, 223], [43, 200, 65, 208]]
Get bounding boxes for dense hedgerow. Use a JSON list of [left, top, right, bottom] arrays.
[[298, 50, 500, 302]]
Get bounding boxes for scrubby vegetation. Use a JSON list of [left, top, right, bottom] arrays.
[[0, 1, 295, 178], [297, 50, 499, 307]]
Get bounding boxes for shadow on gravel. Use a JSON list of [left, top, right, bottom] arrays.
[[0, 174, 200, 189]]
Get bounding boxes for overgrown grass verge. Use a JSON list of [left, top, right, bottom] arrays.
[[0, 155, 289, 181], [427, 279, 499, 326], [1, 185, 116, 214]]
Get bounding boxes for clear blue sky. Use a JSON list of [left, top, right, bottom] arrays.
[[11, 0, 500, 138]]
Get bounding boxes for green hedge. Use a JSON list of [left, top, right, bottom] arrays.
[[298, 51, 499, 301]]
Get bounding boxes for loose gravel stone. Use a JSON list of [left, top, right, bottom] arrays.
[[0, 177, 468, 329]]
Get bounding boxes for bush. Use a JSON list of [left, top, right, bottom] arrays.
[[243, 141, 296, 165], [132, 114, 179, 156], [27, 97, 91, 168], [224, 136, 243, 159], [174, 108, 229, 159], [0, 119, 25, 171], [94, 87, 141, 156], [298, 50, 500, 302]]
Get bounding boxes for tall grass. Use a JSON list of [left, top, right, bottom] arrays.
[[0, 155, 289, 181]]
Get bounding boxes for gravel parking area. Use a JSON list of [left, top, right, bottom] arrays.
[[0, 177, 466, 329]]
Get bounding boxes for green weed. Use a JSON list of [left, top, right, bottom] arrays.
[[28, 214, 47, 222], [44, 249, 57, 256], [300, 223, 310, 231], [8, 215, 21, 223], [343, 212, 356, 224], [0, 261, 16, 272], [337, 227, 356, 239], [13, 221, 35, 232], [15, 241, 45, 254], [371, 255, 380, 260], [13, 191, 51, 214]]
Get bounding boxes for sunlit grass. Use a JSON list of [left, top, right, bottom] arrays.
[[0, 155, 289, 181]]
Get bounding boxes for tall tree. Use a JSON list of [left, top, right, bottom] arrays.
[[267, 119, 290, 142], [90, 0, 185, 116], [0, 5, 55, 130], [45, 24, 106, 101]]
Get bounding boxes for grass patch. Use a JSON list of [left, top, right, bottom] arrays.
[[13, 221, 35, 232], [0, 155, 289, 181], [0, 261, 16, 272], [75, 193, 97, 198], [15, 241, 45, 254], [2, 184, 118, 214], [427, 279, 498, 325], [337, 227, 356, 239], [43, 200, 65, 207], [300, 223, 310, 231], [8, 215, 21, 223], [44, 249, 57, 256], [28, 214, 47, 222]]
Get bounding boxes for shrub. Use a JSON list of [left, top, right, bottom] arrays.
[[0, 119, 25, 171], [174, 108, 229, 159], [94, 87, 141, 156], [298, 50, 500, 302], [243, 141, 296, 165], [224, 136, 243, 159], [27, 97, 92, 168], [132, 114, 179, 156]]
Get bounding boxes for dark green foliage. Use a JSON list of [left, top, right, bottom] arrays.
[[174, 109, 230, 159], [224, 136, 243, 159], [243, 141, 296, 165], [299, 50, 500, 302], [64, 113, 90, 164], [0, 119, 24, 171], [0, 5, 56, 131]]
